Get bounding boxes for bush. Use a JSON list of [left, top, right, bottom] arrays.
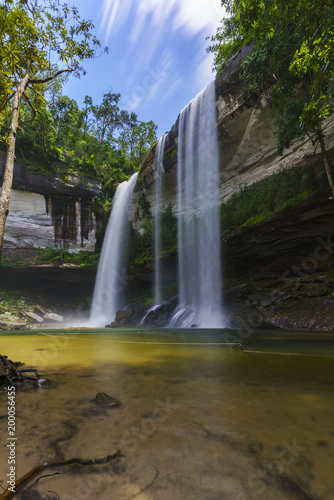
[[127, 204, 177, 265], [34, 247, 100, 270], [220, 164, 321, 234]]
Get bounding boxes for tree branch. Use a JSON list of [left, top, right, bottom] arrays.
[[0, 92, 16, 114], [0, 450, 123, 499], [28, 68, 73, 84], [18, 92, 37, 127]]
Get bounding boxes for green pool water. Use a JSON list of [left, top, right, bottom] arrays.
[[0, 329, 333, 499]]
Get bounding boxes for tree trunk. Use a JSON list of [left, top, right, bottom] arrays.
[[0, 69, 30, 264], [318, 132, 334, 198]]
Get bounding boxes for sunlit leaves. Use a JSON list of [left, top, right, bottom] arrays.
[[209, 0, 334, 158]]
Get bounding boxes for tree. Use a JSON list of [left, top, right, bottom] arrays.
[[0, 0, 106, 262], [90, 91, 121, 149], [118, 112, 158, 169], [208, 0, 334, 196]]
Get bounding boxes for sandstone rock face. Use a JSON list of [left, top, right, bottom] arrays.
[[0, 313, 28, 330], [130, 44, 334, 228], [0, 156, 100, 251]]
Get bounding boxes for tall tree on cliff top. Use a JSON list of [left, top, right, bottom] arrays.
[[208, 0, 334, 196], [0, 0, 106, 263]]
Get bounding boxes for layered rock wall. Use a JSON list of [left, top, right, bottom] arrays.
[[0, 155, 101, 251], [131, 43, 334, 228]]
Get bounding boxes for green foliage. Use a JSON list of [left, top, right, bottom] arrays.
[[0, 255, 12, 268], [0, 0, 105, 120], [33, 247, 100, 269], [206, 2, 244, 71], [0, 86, 158, 212], [208, 0, 334, 190], [138, 193, 151, 217], [221, 164, 321, 234], [0, 1, 158, 209], [128, 219, 154, 265], [128, 204, 177, 265], [0, 290, 26, 315], [159, 205, 178, 257]]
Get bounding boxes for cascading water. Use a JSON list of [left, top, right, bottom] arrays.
[[170, 80, 224, 328], [154, 133, 168, 305], [89, 172, 138, 327]]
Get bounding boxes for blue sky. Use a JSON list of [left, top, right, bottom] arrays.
[[64, 0, 225, 139]]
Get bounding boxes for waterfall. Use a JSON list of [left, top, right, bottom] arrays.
[[170, 80, 224, 328], [153, 133, 168, 305], [89, 172, 138, 327]]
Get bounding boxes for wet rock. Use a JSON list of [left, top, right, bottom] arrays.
[[141, 297, 178, 327], [265, 298, 334, 331], [154, 311, 170, 326], [295, 455, 313, 483], [94, 392, 121, 408], [43, 312, 63, 322], [316, 439, 328, 447], [112, 309, 145, 327], [0, 314, 28, 330], [34, 377, 51, 388], [115, 310, 133, 325], [25, 311, 44, 323], [34, 305, 47, 316], [248, 441, 263, 454], [19, 489, 45, 500], [248, 294, 261, 302]]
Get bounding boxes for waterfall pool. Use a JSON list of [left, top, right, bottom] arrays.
[[0, 329, 333, 499]]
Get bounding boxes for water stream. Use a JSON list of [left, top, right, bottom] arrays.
[[154, 134, 168, 306], [89, 173, 138, 327], [170, 80, 224, 327]]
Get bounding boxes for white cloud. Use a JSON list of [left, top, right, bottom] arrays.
[[99, 0, 225, 116], [100, 0, 132, 39], [100, 0, 224, 43]]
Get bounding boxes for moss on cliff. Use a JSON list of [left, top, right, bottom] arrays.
[[129, 162, 333, 268], [128, 204, 177, 265], [221, 163, 332, 236]]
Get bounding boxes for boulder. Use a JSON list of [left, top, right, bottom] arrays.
[[115, 310, 133, 324], [43, 312, 63, 322], [25, 311, 44, 323], [0, 314, 28, 330]]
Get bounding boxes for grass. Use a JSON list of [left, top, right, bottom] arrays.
[[0, 290, 27, 316], [220, 163, 329, 235], [33, 247, 100, 270]]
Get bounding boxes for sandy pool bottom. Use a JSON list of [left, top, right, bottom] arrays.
[[0, 330, 334, 500]]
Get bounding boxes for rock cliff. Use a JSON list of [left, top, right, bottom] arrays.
[[0, 154, 101, 251], [130, 43, 334, 227], [127, 44, 334, 332]]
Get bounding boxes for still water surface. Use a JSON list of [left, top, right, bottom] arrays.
[[0, 329, 333, 499]]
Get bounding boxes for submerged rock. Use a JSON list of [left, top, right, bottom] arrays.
[[248, 440, 263, 454], [94, 392, 121, 408], [34, 377, 52, 388]]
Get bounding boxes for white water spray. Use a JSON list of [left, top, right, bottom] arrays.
[[170, 80, 224, 327], [153, 133, 168, 305], [89, 173, 138, 327]]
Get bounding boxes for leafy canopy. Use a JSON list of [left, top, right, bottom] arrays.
[[0, 0, 106, 128], [208, 0, 334, 154]]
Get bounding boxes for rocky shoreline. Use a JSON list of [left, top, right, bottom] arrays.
[[0, 265, 95, 330]]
